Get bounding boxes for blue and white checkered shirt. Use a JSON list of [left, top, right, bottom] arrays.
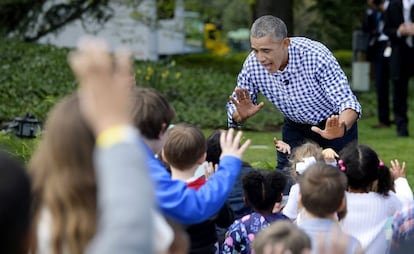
[[227, 37, 362, 127]]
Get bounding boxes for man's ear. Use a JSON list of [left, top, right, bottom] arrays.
[[282, 37, 290, 47]]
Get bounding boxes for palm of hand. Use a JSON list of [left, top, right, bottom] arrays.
[[231, 88, 264, 120], [311, 115, 344, 140], [236, 98, 261, 119], [323, 123, 344, 139]]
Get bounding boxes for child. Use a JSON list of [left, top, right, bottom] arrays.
[[207, 130, 254, 219], [29, 94, 173, 254], [338, 143, 402, 254], [282, 141, 338, 222], [221, 169, 288, 254], [298, 162, 363, 254], [206, 130, 255, 248], [131, 87, 251, 225], [162, 123, 234, 254], [252, 220, 311, 254], [0, 151, 32, 254]]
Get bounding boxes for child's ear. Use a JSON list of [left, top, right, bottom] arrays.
[[277, 192, 283, 203], [158, 123, 168, 139], [298, 193, 303, 209], [197, 152, 207, 164], [337, 196, 347, 212], [161, 149, 168, 163], [243, 196, 250, 206]]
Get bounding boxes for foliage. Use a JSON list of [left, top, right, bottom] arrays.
[[332, 50, 353, 68], [0, 0, 112, 42], [300, 0, 365, 50], [0, 41, 75, 123]]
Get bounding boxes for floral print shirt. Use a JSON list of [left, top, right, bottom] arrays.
[[221, 212, 289, 254]]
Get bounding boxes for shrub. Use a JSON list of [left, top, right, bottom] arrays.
[[0, 40, 75, 123]]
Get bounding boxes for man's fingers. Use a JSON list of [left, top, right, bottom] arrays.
[[229, 96, 238, 105], [311, 126, 323, 135]]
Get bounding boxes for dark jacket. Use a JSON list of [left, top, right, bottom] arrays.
[[383, 0, 414, 78]]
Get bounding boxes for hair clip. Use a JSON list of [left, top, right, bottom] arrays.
[[379, 161, 384, 167], [338, 160, 346, 172], [295, 156, 316, 175]]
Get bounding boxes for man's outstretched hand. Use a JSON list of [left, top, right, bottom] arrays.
[[311, 115, 346, 140], [68, 37, 134, 135], [229, 88, 264, 123]]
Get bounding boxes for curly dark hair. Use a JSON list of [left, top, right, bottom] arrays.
[[242, 170, 286, 211]]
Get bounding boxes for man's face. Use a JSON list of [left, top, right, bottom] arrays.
[[250, 35, 289, 74]]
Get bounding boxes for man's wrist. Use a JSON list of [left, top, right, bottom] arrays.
[[233, 113, 244, 123]]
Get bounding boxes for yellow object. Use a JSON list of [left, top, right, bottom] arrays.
[[96, 125, 137, 148], [203, 23, 230, 56]]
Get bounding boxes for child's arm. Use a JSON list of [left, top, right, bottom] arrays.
[[70, 37, 154, 254], [390, 159, 413, 204], [273, 137, 291, 154], [204, 162, 218, 180]]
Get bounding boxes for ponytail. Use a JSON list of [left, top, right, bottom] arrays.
[[372, 162, 394, 196]]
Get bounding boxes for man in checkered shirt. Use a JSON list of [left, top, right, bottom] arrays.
[[226, 15, 362, 172]]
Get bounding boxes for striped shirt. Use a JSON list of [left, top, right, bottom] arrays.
[[227, 37, 361, 127]]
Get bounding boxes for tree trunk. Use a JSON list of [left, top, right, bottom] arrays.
[[254, 0, 294, 36]]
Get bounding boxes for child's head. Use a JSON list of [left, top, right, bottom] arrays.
[[131, 87, 176, 140], [206, 130, 222, 165], [162, 123, 206, 170], [29, 93, 97, 253], [242, 170, 286, 212], [252, 220, 311, 254], [0, 151, 32, 254], [338, 142, 392, 195], [299, 162, 347, 218], [289, 141, 324, 175]]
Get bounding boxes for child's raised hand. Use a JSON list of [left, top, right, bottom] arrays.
[[220, 128, 251, 160], [321, 148, 338, 162], [273, 137, 291, 154], [68, 37, 134, 135], [390, 159, 406, 180]]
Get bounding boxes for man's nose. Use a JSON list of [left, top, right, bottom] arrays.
[[256, 52, 265, 62]]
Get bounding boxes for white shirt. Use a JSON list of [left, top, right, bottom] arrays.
[[340, 191, 402, 254]]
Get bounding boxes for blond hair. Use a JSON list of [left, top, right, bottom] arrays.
[[289, 141, 324, 176]]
